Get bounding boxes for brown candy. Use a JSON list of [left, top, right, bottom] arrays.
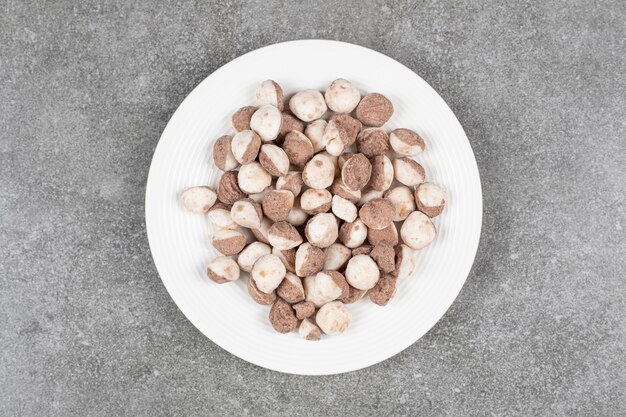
[[217, 171, 247, 204], [341, 153, 372, 191], [358, 198, 394, 230], [269, 298, 298, 333], [355, 93, 393, 127]]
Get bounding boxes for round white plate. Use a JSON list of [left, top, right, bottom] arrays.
[[146, 40, 482, 375]]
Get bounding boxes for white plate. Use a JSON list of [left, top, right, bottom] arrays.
[[146, 40, 482, 375]]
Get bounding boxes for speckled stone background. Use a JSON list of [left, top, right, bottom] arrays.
[[1, 0, 624, 415]]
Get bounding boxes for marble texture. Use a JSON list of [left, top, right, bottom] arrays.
[[0, 0, 624, 415]]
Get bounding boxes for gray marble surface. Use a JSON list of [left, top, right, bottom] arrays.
[[1, 1, 624, 416]]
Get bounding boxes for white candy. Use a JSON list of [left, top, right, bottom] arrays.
[[323, 243, 352, 271], [322, 120, 345, 156], [250, 105, 282, 142], [251, 254, 286, 294], [305, 213, 338, 248], [324, 79, 361, 113], [259, 144, 290, 177], [300, 188, 332, 214], [345, 254, 380, 290], [230, 199, 262, 229], [339, 219, 368, 248], [304, 119, 328, 152], [268, 222, 303, 250], [316, 301, 351, 335], [207, 206, 238, 230], [302, 154, 335, 189], [255, 80, 283, 110], [289, 89, 327, 122], [303, 272, 341, 307], [286, 200, 309, 226], [237, 242, 272, 272], [231, 130, 260, 164], [180, 186, 217, 214], [393, 158, 425, 187], [401, 211, 437, 250], [207, 256, 240, 283], [315, 272, 344, 302], [299, 318, 321, 340], [384, 186, 416, 222], [331, 195, 357, 222], [237, 162, 272, 194], [395, 244, 417, 279]]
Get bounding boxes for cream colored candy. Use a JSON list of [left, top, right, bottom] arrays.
[[230, 198, 263, 229], [251, 254, 287, 293], [316, 270, 349, 300], [207, 203, 238, 230], [289, 89, 327, 122], [316, 301, 351, 335], [393, 157, 425, 187], [322, 118, 346, 156], [345, 254, 380, 290], [338, 219, 368, 248], [275, 171, 303, 197], [258, 144, 290, 177], [304, 119, 328, 152], [180, 186, 217, 214], [304, 213, 339, 248], [415, 182, 447, 217], [324, 78, 361, 113], [392, 244, 417, 279], [237, 162, 272, 194], [331, 195, 357, 223], [304, 271, 346, 307], [389, 128, 425, 156], [237, 241, 272, 272], [384, 186, 416, 222], [231, 130, 261, 165], [207, 256, 240, 284], [302, 153, 336, 189], [295, 242, 325, 277], [300, 188, 332, 215], [255, 80, 284, 111], [213, 135, 239, 171], [323, 243, 352, 271], [250, 104, 282, 142], [286, 200, 309, 226], [211, 229, 247, 256], [401, 211, 437, 250], [268, 221, 303, 250], [299, 318, 321, 341]]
